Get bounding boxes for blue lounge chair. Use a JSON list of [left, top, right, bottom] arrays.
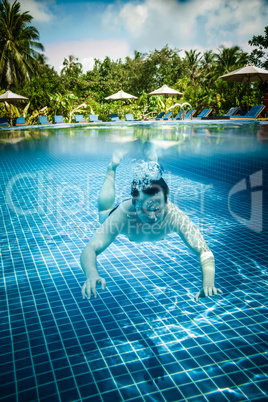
[[224, 107, 241, 116], [125, 114, 136, 121], [175, 109, 196, 119], [202, 107, 241, 120], [230, 105, 265, 120], [155, 112, 165, 120], [75, 115, 87, 123], [39, 116, 50, 125], [15, 117, 26, 126], [54, 115, 65, 124], [192, 109, 212, 119], [110, 114, 121, 121], [142, 112, 165, 121], [89, 114, 102, 122], [162, 112, 173, 120], [173, 110, 186, 120], [0, 117, 9, 126]]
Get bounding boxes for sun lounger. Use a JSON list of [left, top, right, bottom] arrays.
[[175, 109, 196, 120], [173, 110, 187, 120], [202, 107, 241, 120], [15, 117, 26, 126], [110, 114, 122, 121], [162, 112, 173, 120], [0, 117, 9, 126], [39, 116, 50, 125], [155, 112, 165, 120], [54, 115, 66, 124], [125, 114, 137, 121], [75, 115, 87, 123], [89, 114, 102, 122], [142, 112, 165, 121], [192, 109, 212, 119], [224, 107, 241, 116], [229, 105, 265, 120]]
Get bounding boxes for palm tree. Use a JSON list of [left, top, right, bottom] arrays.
[[61, 55, 82, 76], [215, 45, 248, 75], [0, 0, 44, 88], [200, 50, 217, 85], [184, 49, 202, 83]]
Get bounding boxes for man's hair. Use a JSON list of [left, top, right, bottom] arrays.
[[131, 177, 169, 203]]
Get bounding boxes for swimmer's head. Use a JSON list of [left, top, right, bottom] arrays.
[[131, 177, 169, 203], [130, 160, 169, 202], [130, 160, 169, 223]]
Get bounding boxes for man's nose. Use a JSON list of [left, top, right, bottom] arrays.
[[148, 212, 157, 220]]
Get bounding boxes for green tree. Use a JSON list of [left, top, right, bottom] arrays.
[[199, 50, 217, 85], [145, 45, 184, 90], [248, 26, 268, 69], [19, 61, 66, 112], [60, 54, 86, 94], [184, 49, 202, 83], [61, 54, 82, 76], [215, 45, 248, 75], [0, 0, 44, 88]]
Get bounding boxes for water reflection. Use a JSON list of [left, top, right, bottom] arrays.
[[0, 122, 266, 159]]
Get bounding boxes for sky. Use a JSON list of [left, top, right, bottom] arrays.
[[17, 0, 268, 73]]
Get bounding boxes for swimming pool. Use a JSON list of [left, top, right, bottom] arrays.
[[0, 121, 268, 401]]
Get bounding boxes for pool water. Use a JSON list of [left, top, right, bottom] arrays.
[[0, 121, 268, 401]]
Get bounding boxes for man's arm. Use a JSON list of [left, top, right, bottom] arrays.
[[168, 203, 222, 301], [80, 206, 126, 299]]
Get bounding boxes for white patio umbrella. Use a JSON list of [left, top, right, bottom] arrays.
[[148, 84, 183, 96], [219, 63, 268, 111], [0, 90, 29, 125], [105, 90, 138, 119], [148, 85, 183, 117], [104, 90, 138, 100]]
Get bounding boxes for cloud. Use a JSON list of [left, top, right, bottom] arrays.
[[14, 0, 54, 23], [44, 38, 130, 73], [102, 0, 268, 54]]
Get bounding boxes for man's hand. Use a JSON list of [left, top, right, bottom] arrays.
[[195, 286, 222, 302], [81, 276, 106, 299]]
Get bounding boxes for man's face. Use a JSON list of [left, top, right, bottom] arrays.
[[135, 191, 166, 224]]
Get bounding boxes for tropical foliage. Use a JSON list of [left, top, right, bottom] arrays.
[[0, 0, 267, 123], [248, 26, 268, 69], [0, 0, 44, 88]]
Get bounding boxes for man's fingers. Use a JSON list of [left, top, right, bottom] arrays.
[[82, 277, 107, 300], [100, 278, 106, 290], [196, 287, 223, 301], [81, 282, 91, 299], [81, 283, 86, 299], [195, 291, 200, 302], [91, 281, 97, 298]]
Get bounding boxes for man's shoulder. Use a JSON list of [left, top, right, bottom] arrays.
[[165, 202, 186, 227], [166, 201, 180, 213], [109, 199, 133, 222]]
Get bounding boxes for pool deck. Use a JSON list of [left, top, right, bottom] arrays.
[[0, 118, 267, 132]]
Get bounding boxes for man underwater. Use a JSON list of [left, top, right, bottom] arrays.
[[81, 151, 222, 302]]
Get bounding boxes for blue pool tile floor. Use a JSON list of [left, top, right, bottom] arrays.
[[0, 126, 268, 401]]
